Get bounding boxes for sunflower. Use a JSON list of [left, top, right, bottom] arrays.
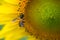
[[0, 0, 60, 40]]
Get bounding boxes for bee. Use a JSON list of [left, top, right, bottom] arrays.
[[19, 13, 24, 27]]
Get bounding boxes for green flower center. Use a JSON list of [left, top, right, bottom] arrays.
[[25, 0, 60, 32]]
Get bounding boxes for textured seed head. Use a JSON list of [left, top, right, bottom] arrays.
[[25, 0, 60, 39]]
